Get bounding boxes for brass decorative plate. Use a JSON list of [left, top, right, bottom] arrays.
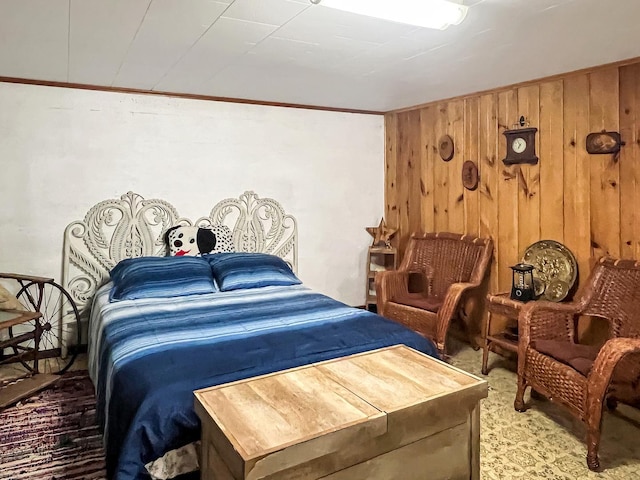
[[521, 240, 578, 302]]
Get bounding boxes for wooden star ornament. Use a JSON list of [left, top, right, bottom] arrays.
[[366, 218, 397, 247]]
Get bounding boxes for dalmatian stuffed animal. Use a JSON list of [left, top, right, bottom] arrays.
[[164, 226, 216, 257], [164, 225, 235, 256]]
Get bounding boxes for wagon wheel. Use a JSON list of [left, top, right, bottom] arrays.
[[9, 280, 81, 374]]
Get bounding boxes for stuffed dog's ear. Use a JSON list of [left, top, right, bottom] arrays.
[[197, 228, 217, 254], [164, 226, 180, 247]]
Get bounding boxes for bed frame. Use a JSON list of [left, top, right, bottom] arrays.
[[62, 191, 298, 318]]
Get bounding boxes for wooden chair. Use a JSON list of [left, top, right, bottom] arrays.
[[515, 256, 640, 471], [375, 232, 493, 354]]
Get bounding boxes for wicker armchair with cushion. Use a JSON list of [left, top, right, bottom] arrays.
[[515, 256, 640, 471], [375, 232, 493, 355]]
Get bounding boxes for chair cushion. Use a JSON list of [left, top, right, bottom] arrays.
[[391, 292, 442, 312], [533, 339, 601, 376]]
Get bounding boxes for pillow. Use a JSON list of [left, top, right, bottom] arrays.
[[109, 256, 217, 302], [164, 225, 235, 256], [0, 284, 24, 311], [164, 226, 216, 257], [205, 253, 301, 292]]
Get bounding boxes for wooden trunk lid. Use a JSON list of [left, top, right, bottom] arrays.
[[195, 345, 487, 480], [195, 362, 387, 479]]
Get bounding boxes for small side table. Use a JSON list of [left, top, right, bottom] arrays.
[[0, 309, 58, 410], [365, 246, 397, 311], [0, 309, 43, 370], [482, 293, 525, 375]]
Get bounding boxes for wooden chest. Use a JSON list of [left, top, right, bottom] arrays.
[[194, 345, 487, 480]]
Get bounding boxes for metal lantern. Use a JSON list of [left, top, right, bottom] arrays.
[[510, 263, 536, 302]]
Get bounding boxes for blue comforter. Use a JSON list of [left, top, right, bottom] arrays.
[[88, 284, 439, 480]]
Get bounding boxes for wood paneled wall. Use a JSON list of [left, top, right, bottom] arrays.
[[385, 61, 640, 339]]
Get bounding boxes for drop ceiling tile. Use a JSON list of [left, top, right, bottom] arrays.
[[294, 33, 380, 58], [248, 37, 318, 60], [221, 0, 309, 26], [277, 5, 417, 45], [248, 34, 378, 71], [3, 0, 640, 111], [199, 62, 388, 110], [112, 0, 230, 89], [69, 0, 151, 85], [232, 50, 294, 70], [196, 16, 281, 50], [0, 0, 69, 81], [154, 16, 278, 92], [329, 59, 388, 78], [334, 37, 436, 72], [153, 50, 238, 93]]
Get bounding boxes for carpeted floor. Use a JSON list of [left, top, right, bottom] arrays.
[[0, 348, 638, 479], [0, 371, 105, 480], [450, 343, 640, 479]]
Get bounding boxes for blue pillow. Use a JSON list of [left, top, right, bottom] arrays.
[[205, 253, 301, 292], [109, 256, 217, 302]]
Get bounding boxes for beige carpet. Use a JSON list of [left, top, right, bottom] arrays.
[[449, 343, 640, 479]]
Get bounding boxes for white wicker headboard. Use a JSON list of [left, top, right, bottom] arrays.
[[62, 191, 298, 316]]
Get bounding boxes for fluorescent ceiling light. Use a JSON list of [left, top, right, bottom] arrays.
[[309, 0, 468, 30]]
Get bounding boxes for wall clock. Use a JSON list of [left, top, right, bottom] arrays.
[[503, 127, 538, 165]]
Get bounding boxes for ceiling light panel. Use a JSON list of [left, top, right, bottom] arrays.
[[310, 0, 468, 30], [277, 6, 417, 44]]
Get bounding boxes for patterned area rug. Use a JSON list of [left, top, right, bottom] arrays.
[[0, 371, 106, 479], [450, 343, 640, 479]]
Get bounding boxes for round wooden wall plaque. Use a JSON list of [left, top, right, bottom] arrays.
[[462, 160, 479, 191], [438, 134, 454, 161]]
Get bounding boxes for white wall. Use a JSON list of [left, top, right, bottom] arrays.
[[0, 82, 384, 306]]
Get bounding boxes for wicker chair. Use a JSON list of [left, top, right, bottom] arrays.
[[515, 257, 640, 471], [375, 232, 493, 354]]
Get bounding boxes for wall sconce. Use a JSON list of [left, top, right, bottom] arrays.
[[309, 0, 469, 30]]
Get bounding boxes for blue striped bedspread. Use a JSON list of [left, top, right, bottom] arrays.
[[88, 283, 439, 480]]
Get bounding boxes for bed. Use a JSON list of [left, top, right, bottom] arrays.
[[62, 191, 439, 480]]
